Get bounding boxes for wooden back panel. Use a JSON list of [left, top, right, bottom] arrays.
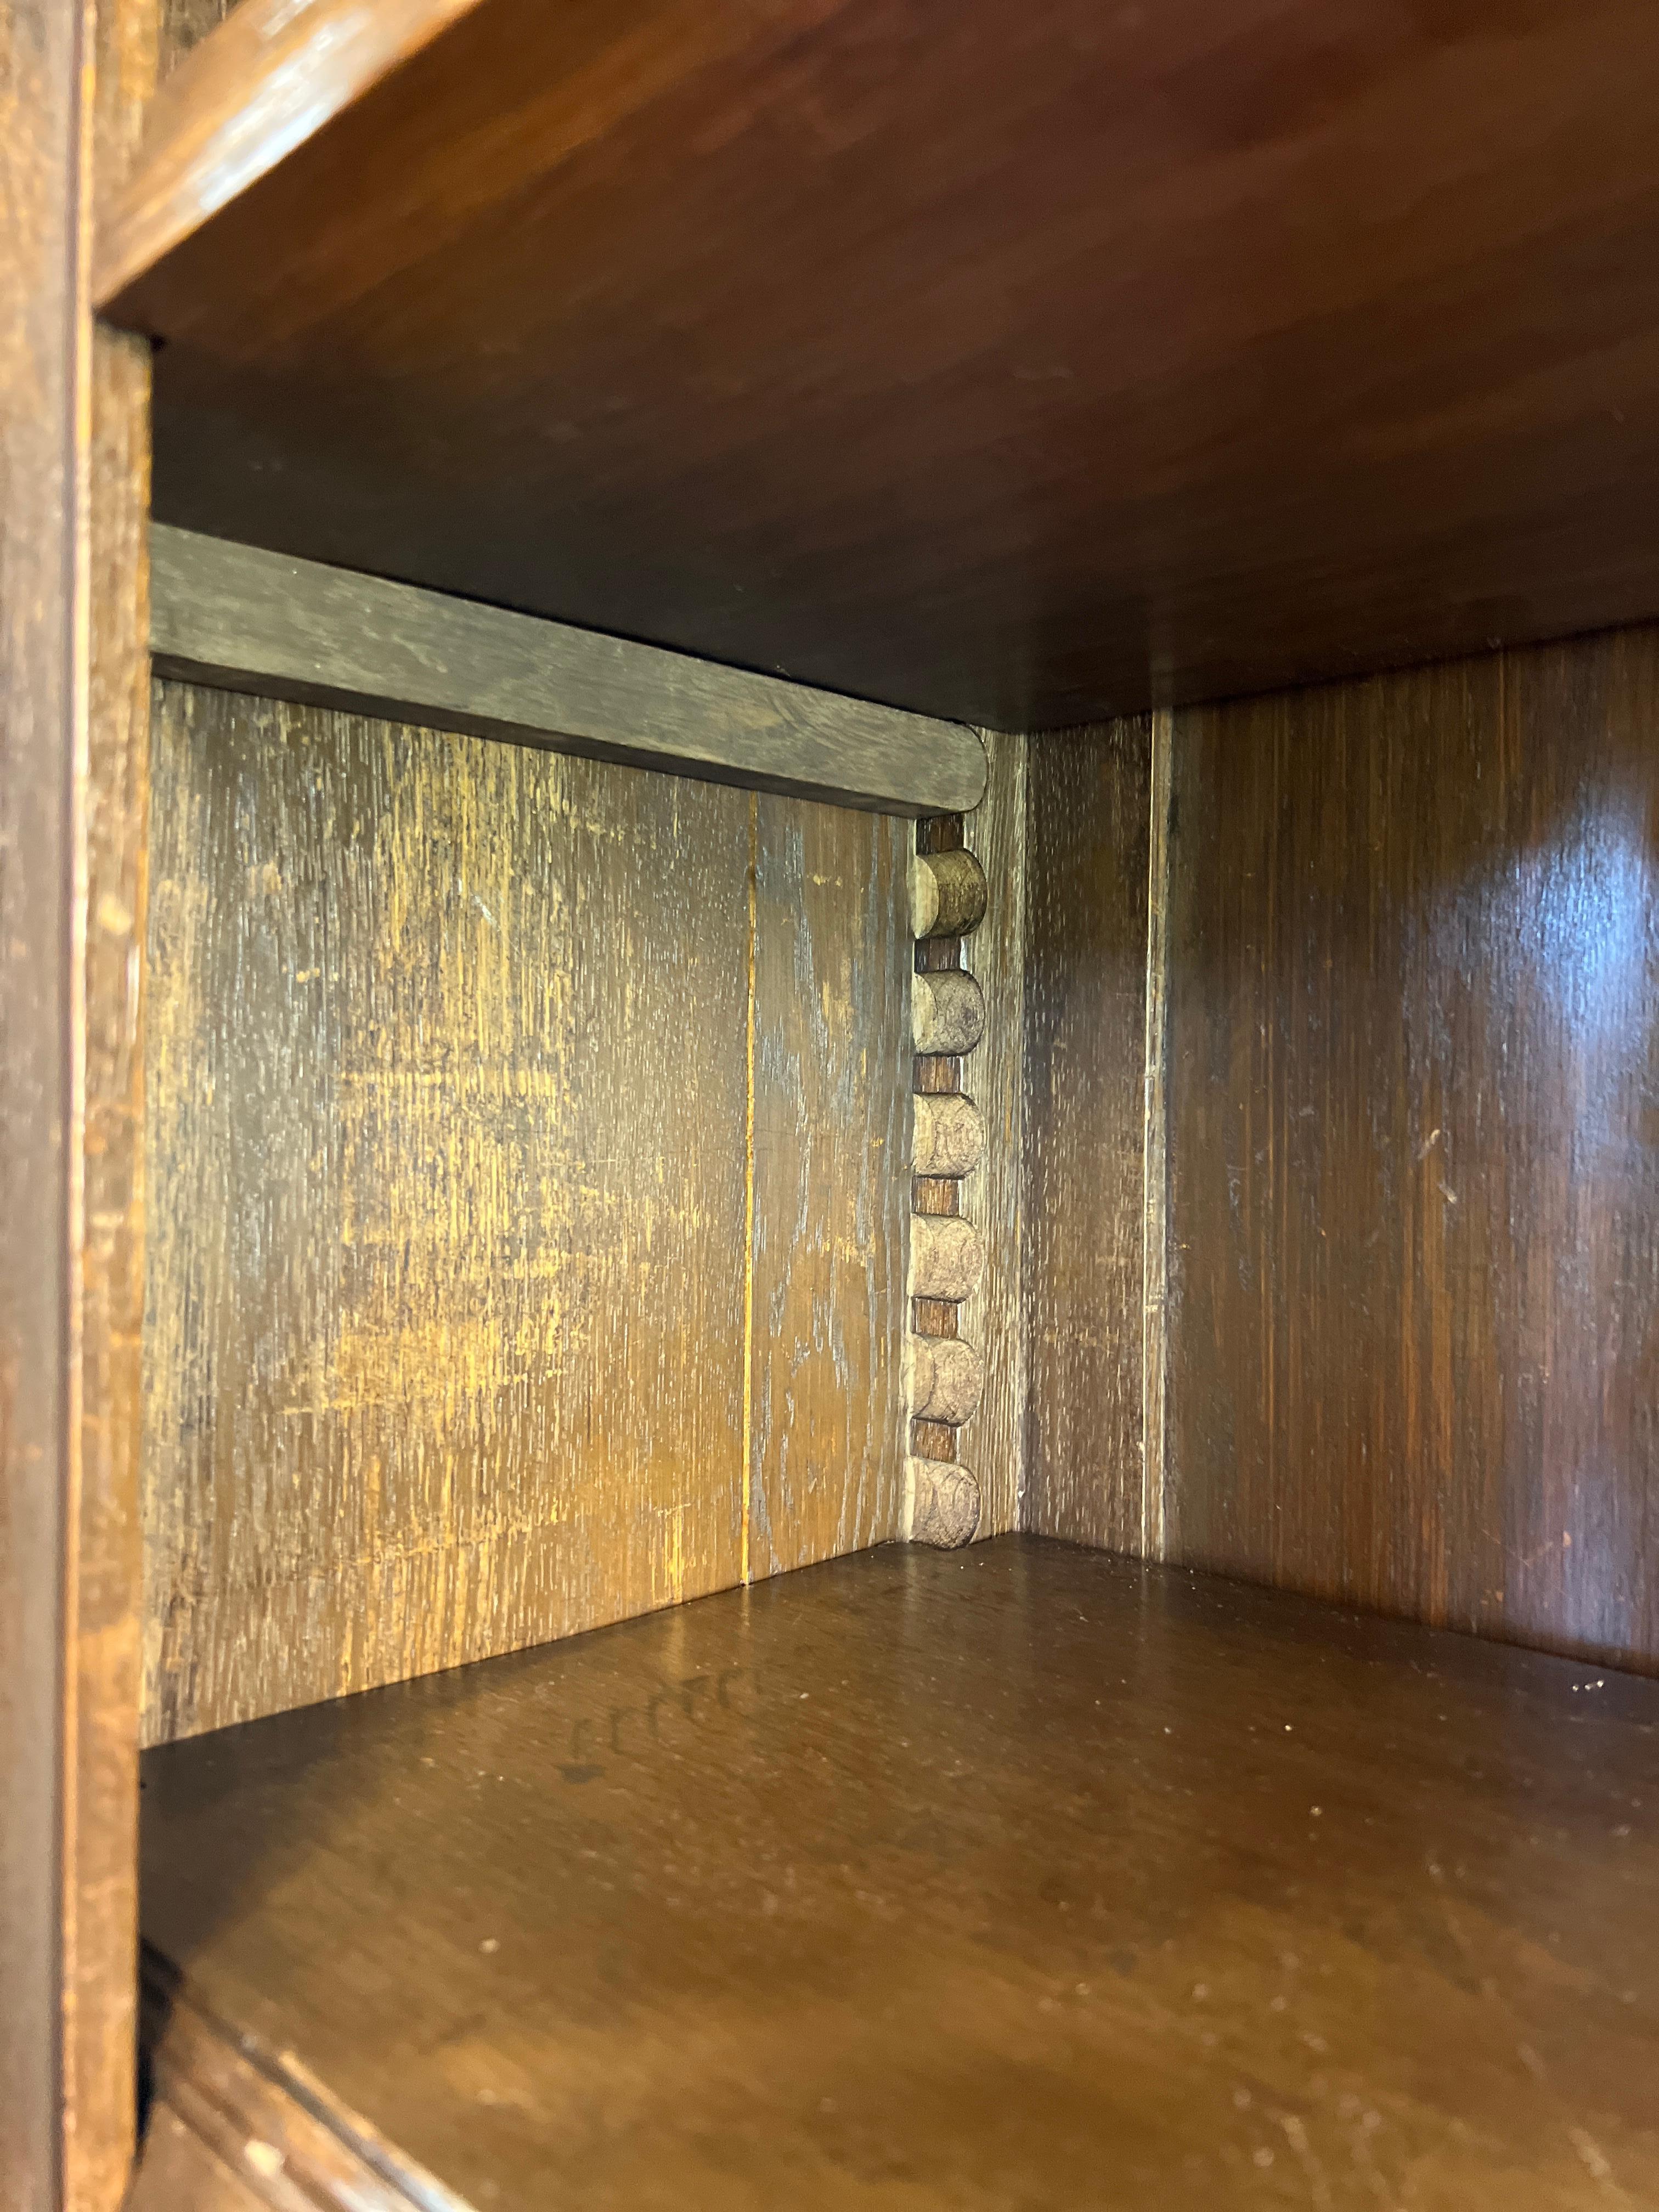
[[1162, 626, 1659, 1672], [142, 682, 909, 1741]]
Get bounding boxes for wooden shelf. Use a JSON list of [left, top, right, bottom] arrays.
[[136, 1536, 1659, 2210], [100, 0, 1659, 727]]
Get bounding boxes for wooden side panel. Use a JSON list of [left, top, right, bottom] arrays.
[[1022, 722, 1153, 1551], [1164, 629, 1659, 1672], [143, 687, 751, 1741], [960, 730, 1026, 1534], [143, 687, 915, 1741], [749, 799, 909, 1573], [3, 0, 152, 2202], [1, 4, 82, 2197]]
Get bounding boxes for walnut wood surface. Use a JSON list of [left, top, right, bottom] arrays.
[[95, 0, 1659, 727], [1164, 625, 1659, 1673], [142, 686, 907, 1741], [1023, 721, 1154, 1551], [139, 1536, 1659, 2210]]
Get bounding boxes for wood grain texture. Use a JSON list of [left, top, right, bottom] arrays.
[[149, 526, 987, 816], [1023, 722, 1153, 1551], [67, 5, 157, 2198], [95, 0, 1659, 727], [138, 1536, 1659, 2210], [142, 687, 912, 1741], [1, 4, 82, 2197], [1164, 628, 1659, 1673], [132, 1956, 465, 2212], [748, 798, 909, 1578], [3, 0, 153, 2202], [960, 729, 1025, 1536]]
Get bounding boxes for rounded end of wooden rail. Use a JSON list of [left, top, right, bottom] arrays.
[[909, 849, 988, 940], [912, 1091, 985, 1177], [902, 1459, 981, 1548], [907, 1214, 986, 1303], [912, 969, 986, 1057], [903, 1334, 985, 1425]]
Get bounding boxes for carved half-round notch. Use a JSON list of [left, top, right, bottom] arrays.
[[913, 1092, 984, 1177], [903, 1334, 985, 1426], [909, 849, 988, 940], [902, 1458, 981, 1548], [908, 1214, 985, 1303], [912, 969, 985, 1056]]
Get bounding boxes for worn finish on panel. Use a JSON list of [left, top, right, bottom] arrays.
[[749, 799, 910, 1576], [143, 686, 753, 1741], [1023, 723, 1153, 1551], [961, 730, 1025, 1534], [1165, 629, 1659, 1672], [144, 687, 916, 1741], [139, 1537, 1659, 2210]]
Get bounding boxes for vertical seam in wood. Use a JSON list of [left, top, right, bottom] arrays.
[[741, 791, 758, 1585], [61, 3, 95, 2187], [1142, 709, 1173, 1562]]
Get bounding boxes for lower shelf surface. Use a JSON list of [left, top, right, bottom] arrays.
[[139, 1536, 1659, 2209]]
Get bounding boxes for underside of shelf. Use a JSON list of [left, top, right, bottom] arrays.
[[135, 1535, 1659, 2210], [99, 0, 1659, 727]]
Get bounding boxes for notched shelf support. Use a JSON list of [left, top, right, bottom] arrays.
[[148, 526, 987, 816]]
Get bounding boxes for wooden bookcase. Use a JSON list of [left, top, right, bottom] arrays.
[[7, 1, 1659, 2205]]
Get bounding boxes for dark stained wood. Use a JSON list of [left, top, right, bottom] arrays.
[[1165, 626, 1659, 1672], [3, 0, 153, 2202], [142, 685, 912, 1742], [139, 1536, 1659, 2210], [94, 0, 1659, 727], [1023, 721, 1153, 1551]]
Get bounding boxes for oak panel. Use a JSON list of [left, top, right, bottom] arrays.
[[749, 799, 910, 1573], [143, 684, 919, 1740], [960, 730, 1027, 1534], [1165, 629, 1659, 1671], [142, 687, 752, 1740], [1023, 724, 1153, 1551]]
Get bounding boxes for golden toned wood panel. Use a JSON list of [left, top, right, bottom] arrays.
[[97, 0, 1659, 727], [749, 799, 910, 1573], [961, 730, 1026, 1535], [143, 686, 918, 1741], [1022, 723, 1153, 1551], [143, 685, 751, 1741], [1164, 627, 1659, 1671]]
